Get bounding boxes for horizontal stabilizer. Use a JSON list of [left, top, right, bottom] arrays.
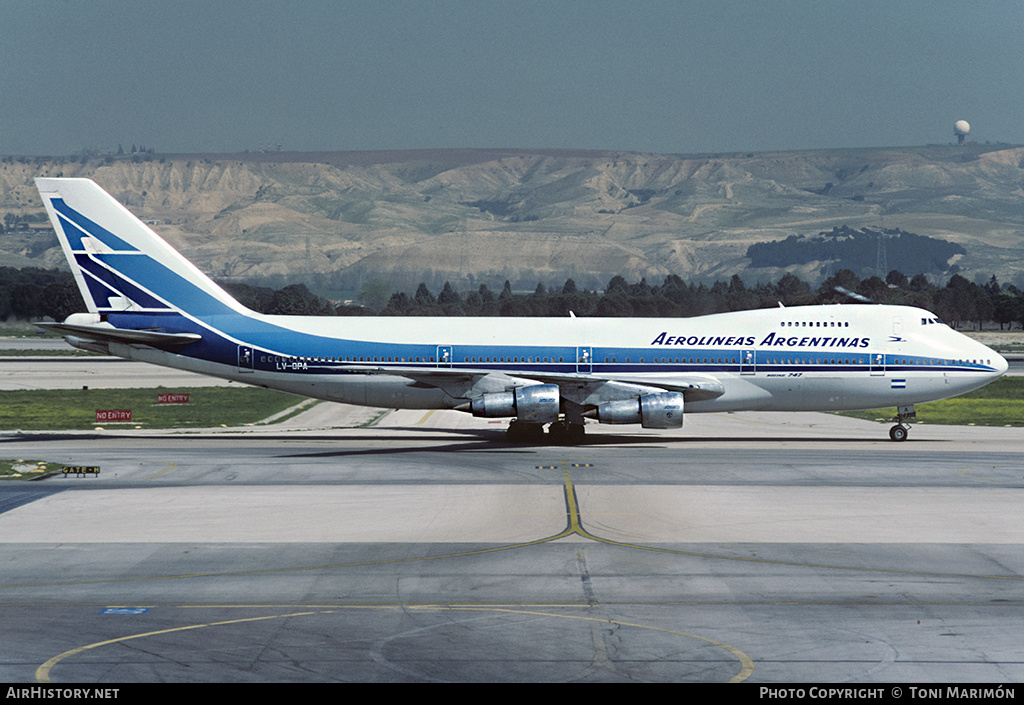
[[35, 322, 202, 349]]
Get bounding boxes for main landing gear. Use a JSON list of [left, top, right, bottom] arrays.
[[505, 419, 545, 442], [547, 420, 587, 445], [888, 404, 916, 442], [505, 419, 586, 444]]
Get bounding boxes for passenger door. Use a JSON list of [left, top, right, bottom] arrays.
[[740, 349, 756, 375], [237, 345, 254, 373], [576, 346, 592, 373]]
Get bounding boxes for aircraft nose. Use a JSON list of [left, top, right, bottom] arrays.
[[992, 350, 1009, 377], [979, 339, 1009, 378]]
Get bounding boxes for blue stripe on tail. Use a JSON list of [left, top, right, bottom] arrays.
[[51, 198, 138, 252]]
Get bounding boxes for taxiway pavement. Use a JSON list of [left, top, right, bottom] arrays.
[[0, 405, 1022, 683]]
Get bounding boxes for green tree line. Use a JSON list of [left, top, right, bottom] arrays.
[[8, 267, 1024, 332], [363, 270, 1024, 331]]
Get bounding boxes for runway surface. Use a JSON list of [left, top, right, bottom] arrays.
[[1, 403, 1023, 683]]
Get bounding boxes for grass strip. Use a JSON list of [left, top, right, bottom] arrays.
[[0, 459, 65, 480], [0, 386, 302, 431], [837, 376, 1024, 427]]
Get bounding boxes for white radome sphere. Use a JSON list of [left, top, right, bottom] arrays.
[[954, 120, 971, 135]]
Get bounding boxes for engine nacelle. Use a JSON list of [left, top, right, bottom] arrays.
[[592, 391, 684, 429], [469, 384, 560, 424]]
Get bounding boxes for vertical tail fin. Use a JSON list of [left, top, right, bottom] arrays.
[[35, 178, 247, 318]]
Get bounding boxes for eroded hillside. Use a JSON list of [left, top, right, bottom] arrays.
[[2, 144, 1022, 291]]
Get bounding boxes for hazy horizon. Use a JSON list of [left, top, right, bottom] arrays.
[[4, 1, 1023, 156]]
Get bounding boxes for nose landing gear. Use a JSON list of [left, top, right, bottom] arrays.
[[889, 404, 916, 442]]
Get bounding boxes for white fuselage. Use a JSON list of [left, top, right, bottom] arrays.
[[111, 303, 1007, 415]]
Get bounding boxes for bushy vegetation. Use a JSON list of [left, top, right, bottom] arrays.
[[11, 265, 1024, 333], [0, 267, 82, 321], [747, 226, 965, 274], [219, 281, 339, 316], [368, 270, 1024, 331]]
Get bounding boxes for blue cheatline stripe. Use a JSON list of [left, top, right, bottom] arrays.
[[76, 254, 171, 310], [94, 253, 243, 318], [50, 198, 138, 252], [80, 267, 124, 310], [55, 213, 92, 251]]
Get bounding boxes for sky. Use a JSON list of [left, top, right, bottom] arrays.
[[3, 0, 1023, 156]]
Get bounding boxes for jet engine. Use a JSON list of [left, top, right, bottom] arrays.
[[468, 384, 560, 424], [589, 391, 684, 429]]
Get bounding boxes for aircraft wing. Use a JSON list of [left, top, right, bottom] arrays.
[[349, 365, 725, 405], [522, 371, 725, 402], [35, 322, 202, 349]]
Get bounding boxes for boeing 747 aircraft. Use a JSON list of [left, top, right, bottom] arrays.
[[34, 178, 1007, 443]]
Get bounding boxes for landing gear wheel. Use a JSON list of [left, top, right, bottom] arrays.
[[506, 420, 545, 442], [888, 405, 915, 442]]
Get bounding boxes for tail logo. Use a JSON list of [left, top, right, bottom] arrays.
[[48, 196, 169, 313]]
